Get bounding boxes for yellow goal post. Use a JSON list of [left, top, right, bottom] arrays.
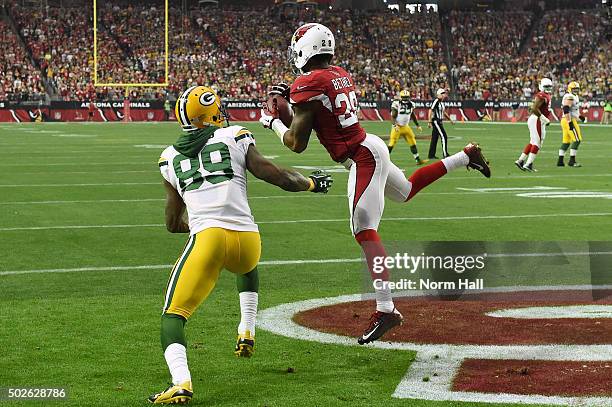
[[92, 0, 169, 121]]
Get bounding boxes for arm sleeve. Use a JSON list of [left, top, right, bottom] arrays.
[[159, 148, 178, 189], [233, 127, 256, 155]]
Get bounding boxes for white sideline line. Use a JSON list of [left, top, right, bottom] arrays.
[[1, 212, 611, 231], [2, 252, 611, 276]]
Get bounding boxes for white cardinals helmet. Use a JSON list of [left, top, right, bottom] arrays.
[[539, 78, 553, 93], [288, 23, 335, 71]]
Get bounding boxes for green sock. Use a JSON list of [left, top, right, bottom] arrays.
[[237, 267, 259, 293], [161, 313, 187, 351], [410, 145, 419, 161]]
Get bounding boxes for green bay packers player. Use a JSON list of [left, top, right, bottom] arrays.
[[558, 81, 584, 167], [388, 90, 427, 165], [148, 86, 332, 404]]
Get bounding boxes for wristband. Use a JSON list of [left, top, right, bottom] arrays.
[[271, 119, 289, 144], [307, 178, 315, 192]]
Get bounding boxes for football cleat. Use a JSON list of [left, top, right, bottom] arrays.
[[148, 381, 193, 404], [515, 160, 526, 170], [557, 159, 565, 167], [522, 163, 537, 172], [416, 158, 429, 166], [234, 331, 254, 358], [358, 309, 403, 345], [463, 143, 491, 178]]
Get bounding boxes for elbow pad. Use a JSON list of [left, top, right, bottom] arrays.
[[563, 105, 570, 114]]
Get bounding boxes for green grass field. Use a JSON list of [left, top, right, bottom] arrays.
[[0, 121, 610, 406]]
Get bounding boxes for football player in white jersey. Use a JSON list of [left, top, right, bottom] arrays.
[[388, 90, 427, 165], [558, 81, 584, 167], [148, 86, 332, 404]]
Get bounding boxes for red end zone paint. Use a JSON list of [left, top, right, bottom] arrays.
[[294, 290, 612, 345], [453, 359, 612, 397]]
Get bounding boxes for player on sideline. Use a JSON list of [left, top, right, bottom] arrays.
[[388, 90, 427, 165], [149, 86, 332, 404], [515, 78, 553, 172], [259, 23, 490, 345], [557, 81, 584, 167]]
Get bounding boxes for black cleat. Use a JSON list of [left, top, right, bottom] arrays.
[[464, 143, 491, 178], [522, 163, 537, 172], [515, 160, 526, 170], [358, 309, 403, 345]]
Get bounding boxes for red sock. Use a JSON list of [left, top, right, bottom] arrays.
[[406, 161, 447, 201], [355, 229, 389, 283], [523, 144, 532, 155], [530, 145, 539, 154]]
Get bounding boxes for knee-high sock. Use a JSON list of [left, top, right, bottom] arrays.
[[161, 314, 191, 385], [519, 143, 531, 162], [526, 145, 539, 165], [355, 229, 394, 313], [570, 141, 580, 157], [406, 160, 448, 201], [236, 268, 258, 335], [405, 150, 468, 202], [559, 143, 570, 157]]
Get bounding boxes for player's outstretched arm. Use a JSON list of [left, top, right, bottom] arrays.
[[282, 102, 316, 153], [163, 180, 189, 233], [246, 145, 332, 193]]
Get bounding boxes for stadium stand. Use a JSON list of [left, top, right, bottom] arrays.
[[1, 3, 610, 103]]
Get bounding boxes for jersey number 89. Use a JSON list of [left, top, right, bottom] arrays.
[[172, 143, 234, 193]]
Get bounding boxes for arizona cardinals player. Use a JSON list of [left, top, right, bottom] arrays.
[[260, 23, 491, 345], [515, 78, 554, 172]]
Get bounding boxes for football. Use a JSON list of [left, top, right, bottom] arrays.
[[265, 94, 294, 127]]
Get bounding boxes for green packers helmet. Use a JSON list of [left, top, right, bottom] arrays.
[[399, 89, 410, 101], [175, 86, 227, 132], [567, 81, 580, 95]]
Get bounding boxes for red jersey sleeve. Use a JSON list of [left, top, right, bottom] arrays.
[[289, 72, 327, 105]]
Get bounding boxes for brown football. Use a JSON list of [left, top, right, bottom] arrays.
[[264, 95, 294, 127]]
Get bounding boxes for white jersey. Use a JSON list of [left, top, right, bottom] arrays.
[[159, 125, 258, 235], [391, 99, 415, 126], [562, 93, 580, 119]]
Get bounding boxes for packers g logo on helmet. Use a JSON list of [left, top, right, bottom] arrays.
[[175, 86, 227, 132], [568, 81, 580, 94]]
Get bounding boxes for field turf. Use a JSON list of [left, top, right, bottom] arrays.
[[0, 121, 610, 406]]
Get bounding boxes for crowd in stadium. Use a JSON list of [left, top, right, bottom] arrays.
[[1, 3, 609, 103]]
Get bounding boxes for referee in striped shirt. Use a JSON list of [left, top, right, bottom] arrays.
[[428, 88, 455, 159]]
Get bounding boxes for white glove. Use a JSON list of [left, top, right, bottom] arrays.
[[259, 109, 275, 129], [540, 115, 550, 126]]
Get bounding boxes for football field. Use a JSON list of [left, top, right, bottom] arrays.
[[1, 121, 611, 406]]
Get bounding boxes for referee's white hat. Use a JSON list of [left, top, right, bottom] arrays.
[[436, 88, 447, 97]]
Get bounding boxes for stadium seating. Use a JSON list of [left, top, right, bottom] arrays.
[[3, 4, 609, 102]]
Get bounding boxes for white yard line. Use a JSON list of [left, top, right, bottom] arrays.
[[2, 252, 610, 276], [0, 212, 610, 232], [0, 258, 364, 276]]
